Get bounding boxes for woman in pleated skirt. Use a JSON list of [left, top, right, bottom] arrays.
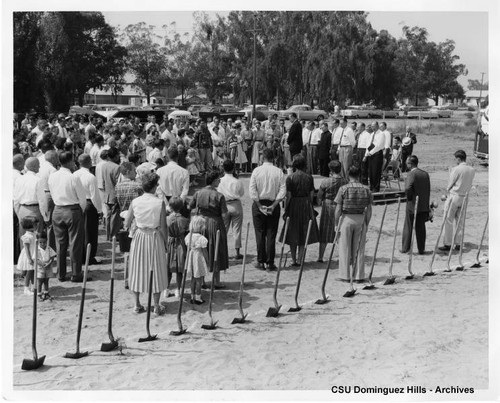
[[124, 172, 169, 315]]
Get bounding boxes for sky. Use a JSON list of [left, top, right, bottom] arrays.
[[102, 9, 488, 89]]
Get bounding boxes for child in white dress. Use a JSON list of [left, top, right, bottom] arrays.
[[17, 216, 38, 295], [184, 216, 209, 305], [36, 231, 57, 301]]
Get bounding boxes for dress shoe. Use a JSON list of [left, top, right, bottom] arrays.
[[454, 245, 461, 251], [399, 249, 409, 254], [89, 258, 102, 265], [254, 262, 266, 270], [233, 254, 244, 260], [58, 277, 68, 282], [438, 245, 451, 251], [267, 264, 278, 271]]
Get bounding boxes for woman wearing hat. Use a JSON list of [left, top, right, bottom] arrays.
[[401, 127, 417, 172]]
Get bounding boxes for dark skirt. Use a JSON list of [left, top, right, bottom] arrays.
[[203, 215, 229, 272], [319, 199, 336, 243], [166, 237, 186, 273], [280, 197, 319, 246]]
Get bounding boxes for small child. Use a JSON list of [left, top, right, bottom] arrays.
[[36, 231, 56, 301], [17, 216, 39, 295], [165, 197, 190, 299], [384, 136, 402, 178], [186, 148, 200, 186], [184, 216, 209, 305]]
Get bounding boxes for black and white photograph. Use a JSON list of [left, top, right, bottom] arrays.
[[2, 0, 497, 399]]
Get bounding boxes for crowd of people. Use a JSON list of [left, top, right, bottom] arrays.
[[12, 110, 475, 312]]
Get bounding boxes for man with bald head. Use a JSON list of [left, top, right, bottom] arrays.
[[48, 151, 87, 282], [74, 153, 102, 265], [364, 121, 385, 192], [14, 157, 45, 238], [13, 154, 25, 265]]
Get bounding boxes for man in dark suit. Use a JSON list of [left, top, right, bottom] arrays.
[[100, 146, 121, 240], [401, 127, 417, 172], [317, 122, 332, 177], [401, 155, 430, 254], [287, 112, 303, 161]]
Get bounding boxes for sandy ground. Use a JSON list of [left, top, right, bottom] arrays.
[[10, 128, 489, 392]]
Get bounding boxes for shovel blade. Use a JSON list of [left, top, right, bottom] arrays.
[[266, 306, 281, 317], [443, 269, 452, 273], [314, 298, 329, 305], [384, 278, 395, 285], [138, 335, 158, 343], [470, 262, 481, 268], [288, 306, 302, 312], [100, 341, 119, 352], [21, 355, 46, 371], [405, 275, 414, 280], [201, 322, 218, 330], [363, 285, 376, 290], [455, 266, 464, 271], [64, 351, 89, 359], [169, 329, 187, 336], [423, 272, 435, 277], [343, 290, 356, 298]]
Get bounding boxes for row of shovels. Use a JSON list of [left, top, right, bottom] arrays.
[[22, 198, 488, 370]]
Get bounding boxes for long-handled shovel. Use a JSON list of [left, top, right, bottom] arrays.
[[22, 239, 46, 370], [101, 237, 119, 352], [344, 209, 367, 297], [170, 230, 194, 336], [444, 193, 468, 272], [266, 217, 290, 317], [124, 253, 129, 289], [201, 230, 220, 330], [288, 220, 313, 312], [471, 217, 488, 268], [65, 244, 91, 359], [455, 195, 469, 271], [364, 204, 388, 290], [384, 198, 401, 285], [424, 200, 452, 277], [138, 250, 158, 343], [232, 223, 250, 324], [315, 215, 344, 304], [405, 196, 419, 280]]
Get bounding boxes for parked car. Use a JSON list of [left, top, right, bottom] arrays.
[[278, 104, 328, 121], [438, 103, 459, 110], [239, 104, 277, 121], [407, 107, 439, 119], [341, 106, 371, 119], [188, 104, 205, 117], [198, 105, 245, 121], [362, 107, 400, 119]]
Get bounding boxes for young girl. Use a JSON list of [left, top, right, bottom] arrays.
[[184, 216, 209, 305], [36, 231, 57, 301], [17, 216, 39, 295], [166, 197, 190, 299], [186, 148, 200, 186]]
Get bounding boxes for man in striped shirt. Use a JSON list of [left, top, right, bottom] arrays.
[[335, 165, 373, 282]]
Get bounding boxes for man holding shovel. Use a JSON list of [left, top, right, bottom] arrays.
[[439, 150, 475, 252], [334, 165, 373, 282]]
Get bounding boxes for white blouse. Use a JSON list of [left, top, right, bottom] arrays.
[[131, 193, 163, 228]]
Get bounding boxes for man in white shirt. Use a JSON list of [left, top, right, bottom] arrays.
[[38, 150, 59, 249], [364, 121, 385, 192], [48, 151, 87, 282], [380, 122, 393, 172], [355, 123, 371, 185], [147, 139, 165, 163], [218, 160, 245, 259], [31, 119, 47, 147], [56, 116, 69, 139], [338, 117, 357, 179], [439, 150, 476, 252], [145, 115, 160, 133], [84, 116, 96, 139], [74, 154, 103, 265], [330, 119, 341, 161], [301, 121, 315, 174], [249, 148, 286, 271], [14, 157, 45, 238], [161, 121, 177, 150], [156, 147, 190, 208]]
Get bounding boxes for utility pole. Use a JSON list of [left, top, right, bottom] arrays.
[[248, 12, 261, 122]]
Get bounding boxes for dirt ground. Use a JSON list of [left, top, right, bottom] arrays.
[[9, 122, 489, 394]]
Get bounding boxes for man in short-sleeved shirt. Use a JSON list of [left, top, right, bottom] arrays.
[[334, 165, 372, 282]]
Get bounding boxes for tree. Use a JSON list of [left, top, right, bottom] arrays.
[[122, 22, 169, 104], [468, 79, 488, 90]]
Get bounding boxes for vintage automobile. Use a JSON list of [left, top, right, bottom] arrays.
[[364, 108, 401, 119], [239, 104, 277, 121], [341, 105, 371, 119], [198, 105, 245, 121], [406, 107, 439, 119], [430, 106, 452, 118], [278, 104, 328, 121]]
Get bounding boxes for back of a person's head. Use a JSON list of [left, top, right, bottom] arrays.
[[78, 153, 92, 167], [128, 154, 140, 165], [206, 169, 222, 186], [100, 149, 109, 161], [107, 146, 119, 161], [190, 215, 206, 234], [39, 139, 53, 154], [223, 159, 235, 172], [154, 138, 164, 149], [155, 158, 165, 168], [454, 149, 466, 161], [292, 154, 306, 171], [59, 151, 73, 166], [120, 161, 135, 176], [409, 155, 419, 167], [262, 148, 274, 162], [169, 196, 184, 213], [348, 165, 360, 179], [167, 146, 178, 161], [141, 172, 159, 193], [328, 160, 342, 174]]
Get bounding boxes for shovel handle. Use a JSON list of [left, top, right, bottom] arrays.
[[457, 195, 469, 266], [32, 238, 39, 361], [293, 220, 312, 308], [320, 215, 344, 300], [368, 204, 387, 280], [408, 196, 419, 275], [207, 230, 221, 324], [428, 198, 452, 272], [76, 244, 91, 352], [273, 217, 290, 309], [446, 193, 468, 269], [176, 229, 194, 332], [388, 198, 401, 276], [351, 208, 367, 290], [237, 223, 250, 318], [475, 216, 488, 263], [111, 236, 116, 279]]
